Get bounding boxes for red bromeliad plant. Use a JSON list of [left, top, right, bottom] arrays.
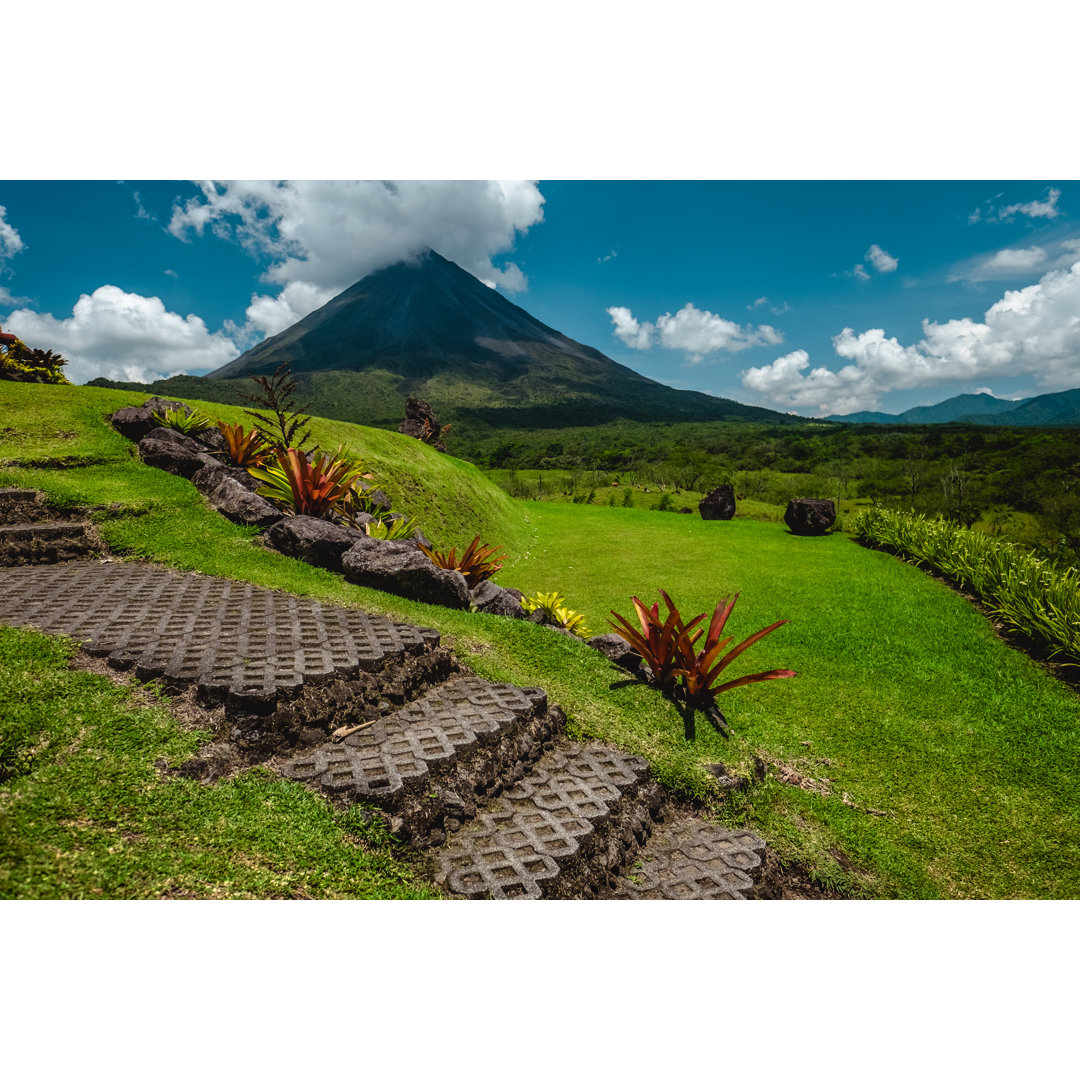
[[608, 589, 796, 721], [418, 535, 505, 587], [607, 591, 697, 691], [672, 592, 797, 709], [248, 445, 368, 520], [216, 421, 270, 469]]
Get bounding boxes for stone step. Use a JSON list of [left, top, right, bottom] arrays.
[[279, 675, 563, 847], [0, 561, 442, 711], [434, 738, 664, 899], [608, 817, 767, 900], [0, 520, 102, 565]]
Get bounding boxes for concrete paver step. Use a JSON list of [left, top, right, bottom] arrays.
[[435, 739, 663, 899], [0, 561, 439, 709], [610, 818, 767, 899]]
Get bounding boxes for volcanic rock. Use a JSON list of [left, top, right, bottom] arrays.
[[784, 498, 836, 536], [699, 483, 736, 521]]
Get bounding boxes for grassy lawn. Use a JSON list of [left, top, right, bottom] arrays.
[[2, 382, 1079, 898]]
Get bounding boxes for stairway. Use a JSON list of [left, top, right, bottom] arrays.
[[0, 488, 103, 566], [0, 554, 771, 899]]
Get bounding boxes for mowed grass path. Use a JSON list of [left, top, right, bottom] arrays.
[[495, 502, 1080, 899]]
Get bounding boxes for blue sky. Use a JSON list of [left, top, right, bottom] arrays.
[[2, 179, 1079, 417]]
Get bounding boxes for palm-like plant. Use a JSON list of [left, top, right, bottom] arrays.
[[152, 406, 214, 436], [248, 445, 367, 519], [607, 590, 696, 690]]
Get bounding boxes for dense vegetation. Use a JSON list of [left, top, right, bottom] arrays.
[[3, 381, 1080, 899]]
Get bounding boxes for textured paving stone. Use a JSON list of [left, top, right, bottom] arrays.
[[611, 819, 767, 900], [0, 561, 438, 708], [436, 741, 652, 899], [281, 677, 546, 802]]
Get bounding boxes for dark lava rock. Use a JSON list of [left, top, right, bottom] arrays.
[[109, 397, 190, 441], [469, 579, 526, 618], [588, 633, 643, 673], [265, 515, 362, 570], [677, 506, 694, 514], [206, 477, 284, 529], [193, 425, 227, 452], [341, 539, 470, 608], [191, 462, 261, 494], [699, 483, 736, 521], [399, 397, 446, 452], [138, 428, 217, 479], [357, 482, 392, 514], [784, 498, 836, 536]]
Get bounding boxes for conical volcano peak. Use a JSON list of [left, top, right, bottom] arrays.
[[207, 251, 791, 427]]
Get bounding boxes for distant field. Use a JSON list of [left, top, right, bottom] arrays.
[[2, 382, 1079, 899]]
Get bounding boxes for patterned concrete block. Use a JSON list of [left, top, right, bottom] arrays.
[[611, 819, 767, 900], [0, 561, 439, 709]]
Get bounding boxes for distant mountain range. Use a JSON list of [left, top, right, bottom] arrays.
[[827, 388, 1080, 427]]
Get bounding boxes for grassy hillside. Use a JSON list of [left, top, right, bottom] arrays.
[[3, 382, 1080, 899]]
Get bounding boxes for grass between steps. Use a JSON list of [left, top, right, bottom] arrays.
[[3, 382, 1080, 899]]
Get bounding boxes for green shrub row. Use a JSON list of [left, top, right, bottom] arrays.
[[853, 506, 1080, 664]]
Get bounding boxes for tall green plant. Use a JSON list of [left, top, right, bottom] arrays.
[[242, 362, 314, 453], [248, 445, 367, 520]]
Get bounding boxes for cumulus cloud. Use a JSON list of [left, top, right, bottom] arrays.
[[969, 187, 1062, 224], [607, 306, 655, 349], [741, 258, 1080, 415], [607, 302, 782, 363], [866, 244, 898, 273], [168, 180, 545, 341], [0, 206, 24, 263], [2, 285, 240, 384]]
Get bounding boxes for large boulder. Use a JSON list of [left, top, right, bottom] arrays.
[[341, 539, 470, 608], [137, 428, 218, 480], [784, 498, 836, 536], [109, 397, 190, 441], [699, 483, 736, 520], [398, 397, 447, 452], [265, 515, 363, 571], [191, 461, 261, 495], [206, 477, 283, 529], [469, 579, 526, 619]]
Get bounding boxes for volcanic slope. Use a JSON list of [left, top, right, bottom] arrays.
[[199, 250, 795, 430]]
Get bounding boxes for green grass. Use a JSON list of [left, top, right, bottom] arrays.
[[3, 381, 1080, 899], [0, 627, 438, 899]]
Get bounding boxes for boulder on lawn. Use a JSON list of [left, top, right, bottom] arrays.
[[265, 515, 363, 571], [191, 461, 261, 495], [206, 477, 284, 529], [138, 428, 218, 479], [784, 498, 836, 536], [588, 633, 643, 674], [341, 539, 470, 608], [469, 579, 526, 618], [699, 483, 736, 520], [109, 397, 190, 441]]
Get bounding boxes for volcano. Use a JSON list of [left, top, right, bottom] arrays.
[[206, 250, 792, 428]]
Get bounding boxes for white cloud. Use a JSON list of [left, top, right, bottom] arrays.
[[853, 263, 870, 281], [982, 246, 1047, 272], [866, 244, 898, 273], [741, 258, 1080, 415], [167, 180, 545, 341], [607, 305, 655, 349], [2, 285, 240, 384], [598, 250, 617, 263], [749, 296, 768, 308], [0, 205, 24, 262], [948, 242, 1066, 283], [969, 187, 1062, 224], [0, 286, 31, 309], [608, 302, 782, 363]]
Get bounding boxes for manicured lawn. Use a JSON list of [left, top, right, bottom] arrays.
[[3, 382, 1079, 898]]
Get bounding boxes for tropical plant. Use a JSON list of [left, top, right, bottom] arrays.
[[607, 591, 696, 690], [0, 332, 69, 385], [248, 445, 367, 520], [215, 420, 270, 469], [521, 591, 589, 637], [671, 593, 796, 709], [364, 516, 421, 541], [608, 589, 796, 714], [242, 361, 313, 453], [152, 406, 214, 436], [417, 535, 504, 587]]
